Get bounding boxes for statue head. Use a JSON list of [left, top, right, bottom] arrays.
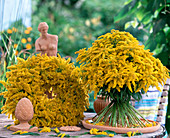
[[38, 22, 49, 34]]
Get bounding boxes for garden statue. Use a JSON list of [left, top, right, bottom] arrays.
[[35, 22, 58, 98], [35, 22, 58, 57], [10, 98, 38, 132]]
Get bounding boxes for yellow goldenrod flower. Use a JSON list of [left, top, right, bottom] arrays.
[[26, 44, 32, 50], [153, 122, 156, 126], [4, 124, 13, 129], [93, 122, 105, 126], [75, 29, 169, 99], [97, 131, 107, 135], [61, 133, 66, 138], [24, 30, 30, 34], [132, 130, 139, 136], [7, 29, 12, 34], [127, 131, 132, 137], [20, 131, 28, 134], [90, 128, 99, 135], [54, 127, 60, 133], [132, 131, 136, 136], [12, 130, 22, 134], [39, 127, 51, 133], [58, 133, 62, 137], [21, 38, 27, 43], [27, 37, 32, 42], [4, 125, 8, 128], [90, 128, 94, 134], [86, 120, 93, 124], [145, 123, 152, 127], [14, 44, 18, 48], [27, 26, 32, 31], [108, 134, 114, 137]]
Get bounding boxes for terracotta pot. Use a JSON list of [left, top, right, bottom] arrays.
[[93, 95, 110, 114]]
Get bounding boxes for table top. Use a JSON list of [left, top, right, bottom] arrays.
[[0, 112, 166, 138]]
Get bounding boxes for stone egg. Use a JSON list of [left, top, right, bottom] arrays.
[[15, 97, 34, 122]]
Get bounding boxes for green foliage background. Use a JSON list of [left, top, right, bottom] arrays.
[[31, 0, 126, 59]]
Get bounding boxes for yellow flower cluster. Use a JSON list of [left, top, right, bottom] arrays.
[[39, 127, 51, 133], [89, 128, 114, 137], [76, 29, 169, 97], [145, 122, 156, 127], [86, 120, 105, 126], [4, 124, 13, 129], [54, 127, 60, 133], [127, 130, 139, 137], [12, 130, 28, 135], [0, 54, 89, 127], [57, 133, 66, 138]]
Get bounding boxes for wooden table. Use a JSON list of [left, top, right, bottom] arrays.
[[0, 112, 166, 138]]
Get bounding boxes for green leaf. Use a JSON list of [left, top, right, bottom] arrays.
[[132, 92, 142, 101], [135, 7, 146, 21], [117, 0, 139, 21], [64, 134, 71, 137], [104, 130, 117, 135], [156, 51, 169, 66], [168, 115, 170, 118], [114, 5, 129, 22], [49, 135, 58, 137], [155, 30, 166, 44], [135, 132, 143, 135], [124, 0, 133, 6], [38, 128, 42, 132], [4, 124, 12, 128], [20, 132, 40, 136], [49, 133, 70, 137], [153, 19, 166, 34], [121, 133, 128, 137], [29, 125, 36, 129], [79, 132, 90, 135], [0, 96, 3, 102], [141, 89, 145, 94], [12, 132, 21, 135], [146, 37, 157, 52], [141, 12, 152, 25]]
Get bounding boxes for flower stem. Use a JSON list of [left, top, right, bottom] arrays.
[[128, 105, 146, 127], [123, 103, 136, 126], [112, 104, 117, 127], [93, 101, 113, 124], [119, 105, 129, 127], [118, 103, 125, 127], [130, 104, 150, 124]]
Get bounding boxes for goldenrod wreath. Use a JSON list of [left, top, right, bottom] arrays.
[[0, 54, 89, 127]]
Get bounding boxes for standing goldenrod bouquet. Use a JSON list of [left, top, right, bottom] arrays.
[[76, 29, 169, 128]]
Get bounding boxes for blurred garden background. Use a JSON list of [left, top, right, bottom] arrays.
[[0, 0, 170, 134]]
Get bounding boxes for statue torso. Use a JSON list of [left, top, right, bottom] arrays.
[[37, 35, 58, 56]]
